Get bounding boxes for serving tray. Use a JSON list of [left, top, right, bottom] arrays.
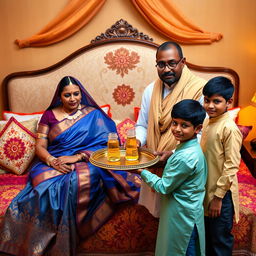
[[89, 147, 159, 170]]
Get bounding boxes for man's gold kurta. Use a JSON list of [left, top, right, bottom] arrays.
[[201, 112, 242, 222]]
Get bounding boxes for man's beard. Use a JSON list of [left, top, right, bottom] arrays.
[[160, 71, 176, 87]]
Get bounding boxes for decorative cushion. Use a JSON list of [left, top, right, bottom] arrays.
[[0, 117, 36, 175], [237, 125, 253, 140], [116, 118, 136, 145], [113, 119, 122, 126], [0, 118, 39, 134], [134, 106, 241, 123], [3, 106, 112, 121], [228, 107, 241, 122], [134, 107, 141, 122], [0, 168, 7, 174], [3, 110, 44, 122], [100, 104, 112, 118]]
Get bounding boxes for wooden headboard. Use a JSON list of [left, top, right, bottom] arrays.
[[2, 19, 239, 121]]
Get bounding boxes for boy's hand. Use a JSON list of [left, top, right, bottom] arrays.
[[208, 196, 222, 218]]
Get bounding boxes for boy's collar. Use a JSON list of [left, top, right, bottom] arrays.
[[176, 138, 198, 148], [208, 111, 229, 123]]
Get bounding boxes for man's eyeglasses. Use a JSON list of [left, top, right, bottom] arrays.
[[155, 58, 183, 69]]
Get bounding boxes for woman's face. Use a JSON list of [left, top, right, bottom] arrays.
[[60, 84, 82, 113]]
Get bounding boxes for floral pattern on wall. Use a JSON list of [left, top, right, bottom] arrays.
[[104, 48, 140, 77], [112, 84, 135, 106]]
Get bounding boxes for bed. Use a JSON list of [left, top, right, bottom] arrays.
[[0, 19, 255, 256]]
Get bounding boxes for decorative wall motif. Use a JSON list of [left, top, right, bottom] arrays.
[[104, 48, 140, 77], [112, 84, 135, 106]]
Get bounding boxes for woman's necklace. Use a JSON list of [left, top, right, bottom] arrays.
[[62, 104, 82, 120]]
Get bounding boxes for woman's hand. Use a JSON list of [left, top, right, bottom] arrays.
[[208, 196, 222, 218], [50, 161, 73, 174], [55, 155, 80, 165]]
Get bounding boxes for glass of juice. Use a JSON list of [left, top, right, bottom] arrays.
[[125, 128, 139, 161], [107, 133, 120, 162]]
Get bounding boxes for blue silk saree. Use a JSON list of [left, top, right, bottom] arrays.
[[0, 79, 140, 256]]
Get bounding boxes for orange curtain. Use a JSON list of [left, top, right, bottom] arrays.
[[131, 0, 222, 44], [15, 0, 106, 48]]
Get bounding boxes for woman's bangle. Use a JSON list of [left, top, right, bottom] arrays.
[[46, 155, 56, 166], [76, 153, 86, 161], [37, 133, 48, 139]]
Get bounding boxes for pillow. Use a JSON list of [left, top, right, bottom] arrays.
[[0, 117, 36, 175], [237, 125, 253, 140], [0, 118, 39, 134], [100, 104, 112, 118], [228, 107, 241, 122], [134, 107, 241, 123], [116, 118, 136, 145], [0, 168, 7, 174], [3, 110, 44, 121], [134, 107, 141, 122], [3, 106, 112, 122]]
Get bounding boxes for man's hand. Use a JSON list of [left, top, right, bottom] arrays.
[[136, 139, 141, 147], [208, 196, 222, 218], [123, 139, 141, 148], [153, 151, 173, 167]]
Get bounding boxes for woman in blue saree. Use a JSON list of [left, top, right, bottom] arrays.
[[0, 76, 141, 256]]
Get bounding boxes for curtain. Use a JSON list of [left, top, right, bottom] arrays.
[[15, 0, 106, 48], [131, 0, 222, 44], [15, 0, 222, 48]]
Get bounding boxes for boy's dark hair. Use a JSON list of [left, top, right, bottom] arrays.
[[156, 41, 183, 59], [203, 76, 234, 101], [171, 99, 206, 127]]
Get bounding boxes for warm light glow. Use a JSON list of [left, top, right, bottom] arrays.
[[251, 92, 256, 107], [238, 92, 256, 140]]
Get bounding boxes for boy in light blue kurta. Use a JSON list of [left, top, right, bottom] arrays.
[[134, 99, 207, 256]]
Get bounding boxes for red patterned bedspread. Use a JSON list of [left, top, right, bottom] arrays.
[[0, 160, 255, 256]]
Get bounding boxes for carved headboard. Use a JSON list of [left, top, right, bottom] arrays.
[[2, 19, 239, 121]]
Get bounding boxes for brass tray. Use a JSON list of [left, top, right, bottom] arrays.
[[89, 147, 159, 170]]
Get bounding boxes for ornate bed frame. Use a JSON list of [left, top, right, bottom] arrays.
[[1, 20, 255, 256], [2, 19, 239, 121]]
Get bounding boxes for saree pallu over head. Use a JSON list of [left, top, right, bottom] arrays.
[[147, 65, 206, 153], [48, 76, 108, 117], [0, 77, 140, 256]]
